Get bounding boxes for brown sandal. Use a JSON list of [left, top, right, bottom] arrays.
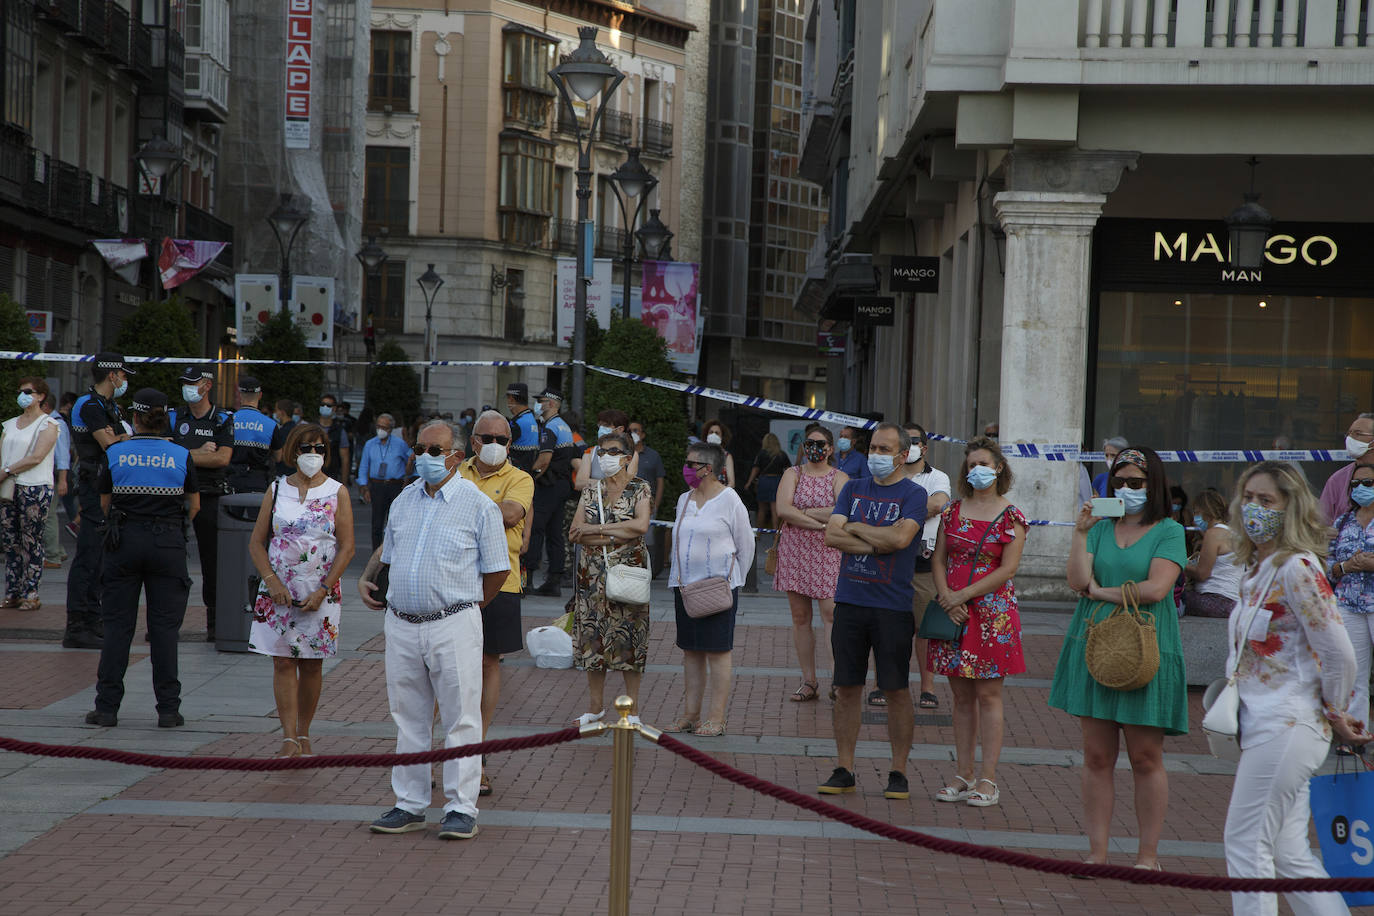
[[694, 720, 726, 737], [18, 597, 41, 611], [790, 681, 819, 702]]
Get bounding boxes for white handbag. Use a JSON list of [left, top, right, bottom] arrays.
[[1201, 561, 1281, 760], [597, 482, 651, 606]]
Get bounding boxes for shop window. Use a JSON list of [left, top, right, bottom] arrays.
[[497, 131, 552, 246], [364, 145, 409, 236], [364, 259, 407, 334], [369, 31, 411, 112]]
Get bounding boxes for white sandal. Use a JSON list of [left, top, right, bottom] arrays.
[[298, 735, 315, 758], [575, 710, 605, 727], [277, 737, 301, 758], [935, 775, 973, 803], [967, 778, 1000, 807]]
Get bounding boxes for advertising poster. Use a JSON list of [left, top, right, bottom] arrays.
[[640, 260, 701, 375], [555, 257, 614, 345]]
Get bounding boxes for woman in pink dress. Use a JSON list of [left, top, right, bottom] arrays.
[[928, 436, 1028, 808], [773, 424, 849, 701]]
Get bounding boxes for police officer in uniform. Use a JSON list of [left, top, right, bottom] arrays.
[[225, 376, 278, 493], [506, 382, 540, 474], [64, 352, 135, 649], [170, 364, 234, 641], [85, 388, 199, 727], [526, 388, 578, 596]]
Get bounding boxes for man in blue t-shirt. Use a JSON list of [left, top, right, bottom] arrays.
[[819, 422, 927, 801]]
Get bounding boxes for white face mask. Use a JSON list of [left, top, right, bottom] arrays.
[[182, 384, 203, 404], [376, 427, 390, 440], [479, 442, 508, 466], [296, 453, 325, 477], [631, 432, 642, 445], [598, 452, 624, 476], [906, 444, 923, 465], [1347, 435, 1372, 459], [705, 432, 722, 445]]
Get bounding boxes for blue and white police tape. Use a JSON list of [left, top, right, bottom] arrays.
[[0, 350, 565, 369]]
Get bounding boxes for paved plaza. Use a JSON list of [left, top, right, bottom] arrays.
[[0, 506, 1276, 915]]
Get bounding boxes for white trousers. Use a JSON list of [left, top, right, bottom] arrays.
[[384, 608, 483, 817], [1225, 725, 1349, 916], [1340, 608, 1374, 724]]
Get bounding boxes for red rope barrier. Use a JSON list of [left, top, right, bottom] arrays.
[[0, 728, 582, 771], [654, 734, 1374, 894]]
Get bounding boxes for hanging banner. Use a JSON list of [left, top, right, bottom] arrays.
[[640, 260, 701, 375], [284, 0, 313, 149], [159, 238, 229, 290], [92, 239, 148, 285], [234, 274, 279, 345], [555, 257, 614, 345]]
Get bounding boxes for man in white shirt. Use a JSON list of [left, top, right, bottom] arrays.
[[904, 423, 951, 710], [358, 420, 509, 841]]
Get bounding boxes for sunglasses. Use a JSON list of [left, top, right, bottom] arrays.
[[473, 433, 511, 446], [1109, 476, 1149, 490], [685, 460, 711, 470], [602, 448, 627, 456], [1352, 479, 1374, 490], [297, 443, 328, 454], [18, 388, 36, 396], [415, 445, 454, 458], [805, 438, 829, 446]]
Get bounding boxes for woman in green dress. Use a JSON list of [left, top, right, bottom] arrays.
[[1050, 446, 1187, 871]]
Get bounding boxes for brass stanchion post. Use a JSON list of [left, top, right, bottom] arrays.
[[608, 695, 635, 916]]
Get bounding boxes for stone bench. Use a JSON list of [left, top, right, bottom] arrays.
[[1179, 614, 1229, 687]]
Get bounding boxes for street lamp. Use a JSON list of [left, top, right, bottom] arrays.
[[1226, 157, 1273, 271], [608, 147, 658, 320], [267, 193, 311, 308], [355, 234, 388, 374], [635, 208, 673, 262], [416, 263, 444, 394], [549, 25, 624, 420], [134, 135, 185, 299]]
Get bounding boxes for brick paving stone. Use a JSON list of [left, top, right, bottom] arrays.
[[0, 649, 144, 709]]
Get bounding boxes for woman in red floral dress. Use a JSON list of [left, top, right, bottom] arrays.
[[928, 437, 1028, 807]]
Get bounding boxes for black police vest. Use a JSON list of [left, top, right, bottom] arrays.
[[171, 404, 232, 493], [107, 437, 192, 517], [229, 407, 276, 477], [71, 390, 122, 464]]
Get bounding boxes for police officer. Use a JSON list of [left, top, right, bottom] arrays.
[[170, 364, 233, 641], [506, 382, 540, 474], [85, 388, 199, 728], [225, 376, 278, 493], [526, 388, 578, 596], [64, 352, 135, 649]]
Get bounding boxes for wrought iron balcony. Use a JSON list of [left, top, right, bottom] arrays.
[[555, 101, 580, 137], [36, 0, 81, 32], [50, 161, 84, 226], [77, 0, 106, 48], [102, 2, 130, 65], [184, 203, 233, 267], [0, 131, 26, 204], [551, 218, 577, 253], [595, 225, 628, 259], [640, 118, 673, 157], [597, 109, 632, 146], [129, 19, 153, 81]]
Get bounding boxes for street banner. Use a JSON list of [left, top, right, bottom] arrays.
[[91, 239, 148, 285], [555, 257, 614, 345], [640, 260, 701, 375], [159, 238, 228, 290]]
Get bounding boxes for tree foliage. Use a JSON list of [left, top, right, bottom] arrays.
[[113, 296, 201, 401], [0, 294, 40, 420], [366, 340, 422, 427], [244, 310, 324, 412], [585, 315, 687, 518]]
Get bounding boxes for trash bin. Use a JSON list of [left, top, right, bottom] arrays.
[[216, 492, 266, 652]]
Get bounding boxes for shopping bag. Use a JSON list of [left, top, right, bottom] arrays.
[[526, 625, 574, 669], [1309, 768, 1374, 906]]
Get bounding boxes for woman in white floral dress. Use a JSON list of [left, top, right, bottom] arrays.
[[249, 424, 356, 757]]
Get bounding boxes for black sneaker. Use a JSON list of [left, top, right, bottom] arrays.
[[437, 810, 478, 840], [158, 712, 185, 728], [884, 770, 910, 800], [84, 709, 117, 727], [369, 807, 427, 834], [817, 767, 856, 795], [63, 632, 103, 650]]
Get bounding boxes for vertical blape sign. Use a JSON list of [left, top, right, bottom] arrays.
[[284, 0, 313, 149]]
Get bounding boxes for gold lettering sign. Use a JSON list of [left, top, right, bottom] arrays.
[[1152, 231, 1339, 266]]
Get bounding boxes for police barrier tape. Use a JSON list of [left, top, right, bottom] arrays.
[[4, 351, 1356, 464]]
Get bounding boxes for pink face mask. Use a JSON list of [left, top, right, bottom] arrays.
[[682, 465, 705, 489]]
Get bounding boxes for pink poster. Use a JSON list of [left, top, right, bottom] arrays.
[[640, 261, 700, 375]]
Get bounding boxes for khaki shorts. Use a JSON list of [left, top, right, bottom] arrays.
[[911, 569, 938, 630]]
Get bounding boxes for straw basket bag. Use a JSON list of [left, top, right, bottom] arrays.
[[1084, 581, 1159, 691]]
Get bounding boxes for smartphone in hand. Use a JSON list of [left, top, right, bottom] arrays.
[[1090, 497, 1125, 518]]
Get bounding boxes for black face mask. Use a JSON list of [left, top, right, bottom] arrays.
[[803, 441, 828, 463]]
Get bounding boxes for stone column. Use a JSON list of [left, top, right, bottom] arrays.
[[993, 149, 1138, 596]]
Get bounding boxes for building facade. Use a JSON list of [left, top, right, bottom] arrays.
[[359, 0, 701, 412], [800, 0, 1374, 593]]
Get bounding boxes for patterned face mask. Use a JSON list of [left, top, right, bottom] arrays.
[[802, 440, 827, 463], [1242, 502, 1285, 545]]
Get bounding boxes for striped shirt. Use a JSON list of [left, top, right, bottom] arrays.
[[380, 473, 510, 613]]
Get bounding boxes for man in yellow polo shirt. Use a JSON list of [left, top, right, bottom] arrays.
[[458, 410, 533, 799]]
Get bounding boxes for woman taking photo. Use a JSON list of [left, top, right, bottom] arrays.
[[1182, 488, 1242, 618], [773, 424, 848, 702], [1328, 462, 1374, 734], [744, 433, 791, 533], [665, 442, 754, 736], [1050, 446, 1187, 870], [1223, 461, 1366, 916], [249, 423, 356, 757], [0, 377, 61, 610], [699, 419, 736, 488], [567, 431, 652, 726], [928, 437, 1026, 807]]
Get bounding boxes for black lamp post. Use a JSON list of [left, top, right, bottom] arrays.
[[548, 26, 624, 420], [607, 147, 658, 320], [134, 135, 185, 299], [355, 234, 388, 376], [417, 263, 444, 395], [635, 208, 673, 262], [267, 193, 311, 309], [1226, 156, 1273, 271]]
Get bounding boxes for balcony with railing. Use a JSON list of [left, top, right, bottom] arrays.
[[1080, 0, 1370, 50], [102, 2, 130, 64], [555, 100, 581, 137], [550, 218, 577, 253], [36, 0, 81, 32], [184, 51, 230, 122], [367, 74, 412, 113], [595, 225, 628, 259], [640, 118, 673, 157], [184, 203, 233, 268], [596, 109, 632, 146], [77, 0, 106, 47], [0, 131, 26, 203], [129, 18, 153, 80]]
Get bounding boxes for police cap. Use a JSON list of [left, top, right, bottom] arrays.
[[130, 388, 169, 413], [238, 375, 262, 393], [94, 352, 136, 375], [179, 364, 214, 383], [536, 387, 562, 402], [506, 382, 529, 402]]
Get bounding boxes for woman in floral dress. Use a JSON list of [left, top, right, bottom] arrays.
[[928, 436, 1027, 808], [567, 431, 652, 726], [249, 424, 356, 757]]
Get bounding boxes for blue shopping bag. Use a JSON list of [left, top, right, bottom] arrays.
[[1310, 769, 1374, 906]]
